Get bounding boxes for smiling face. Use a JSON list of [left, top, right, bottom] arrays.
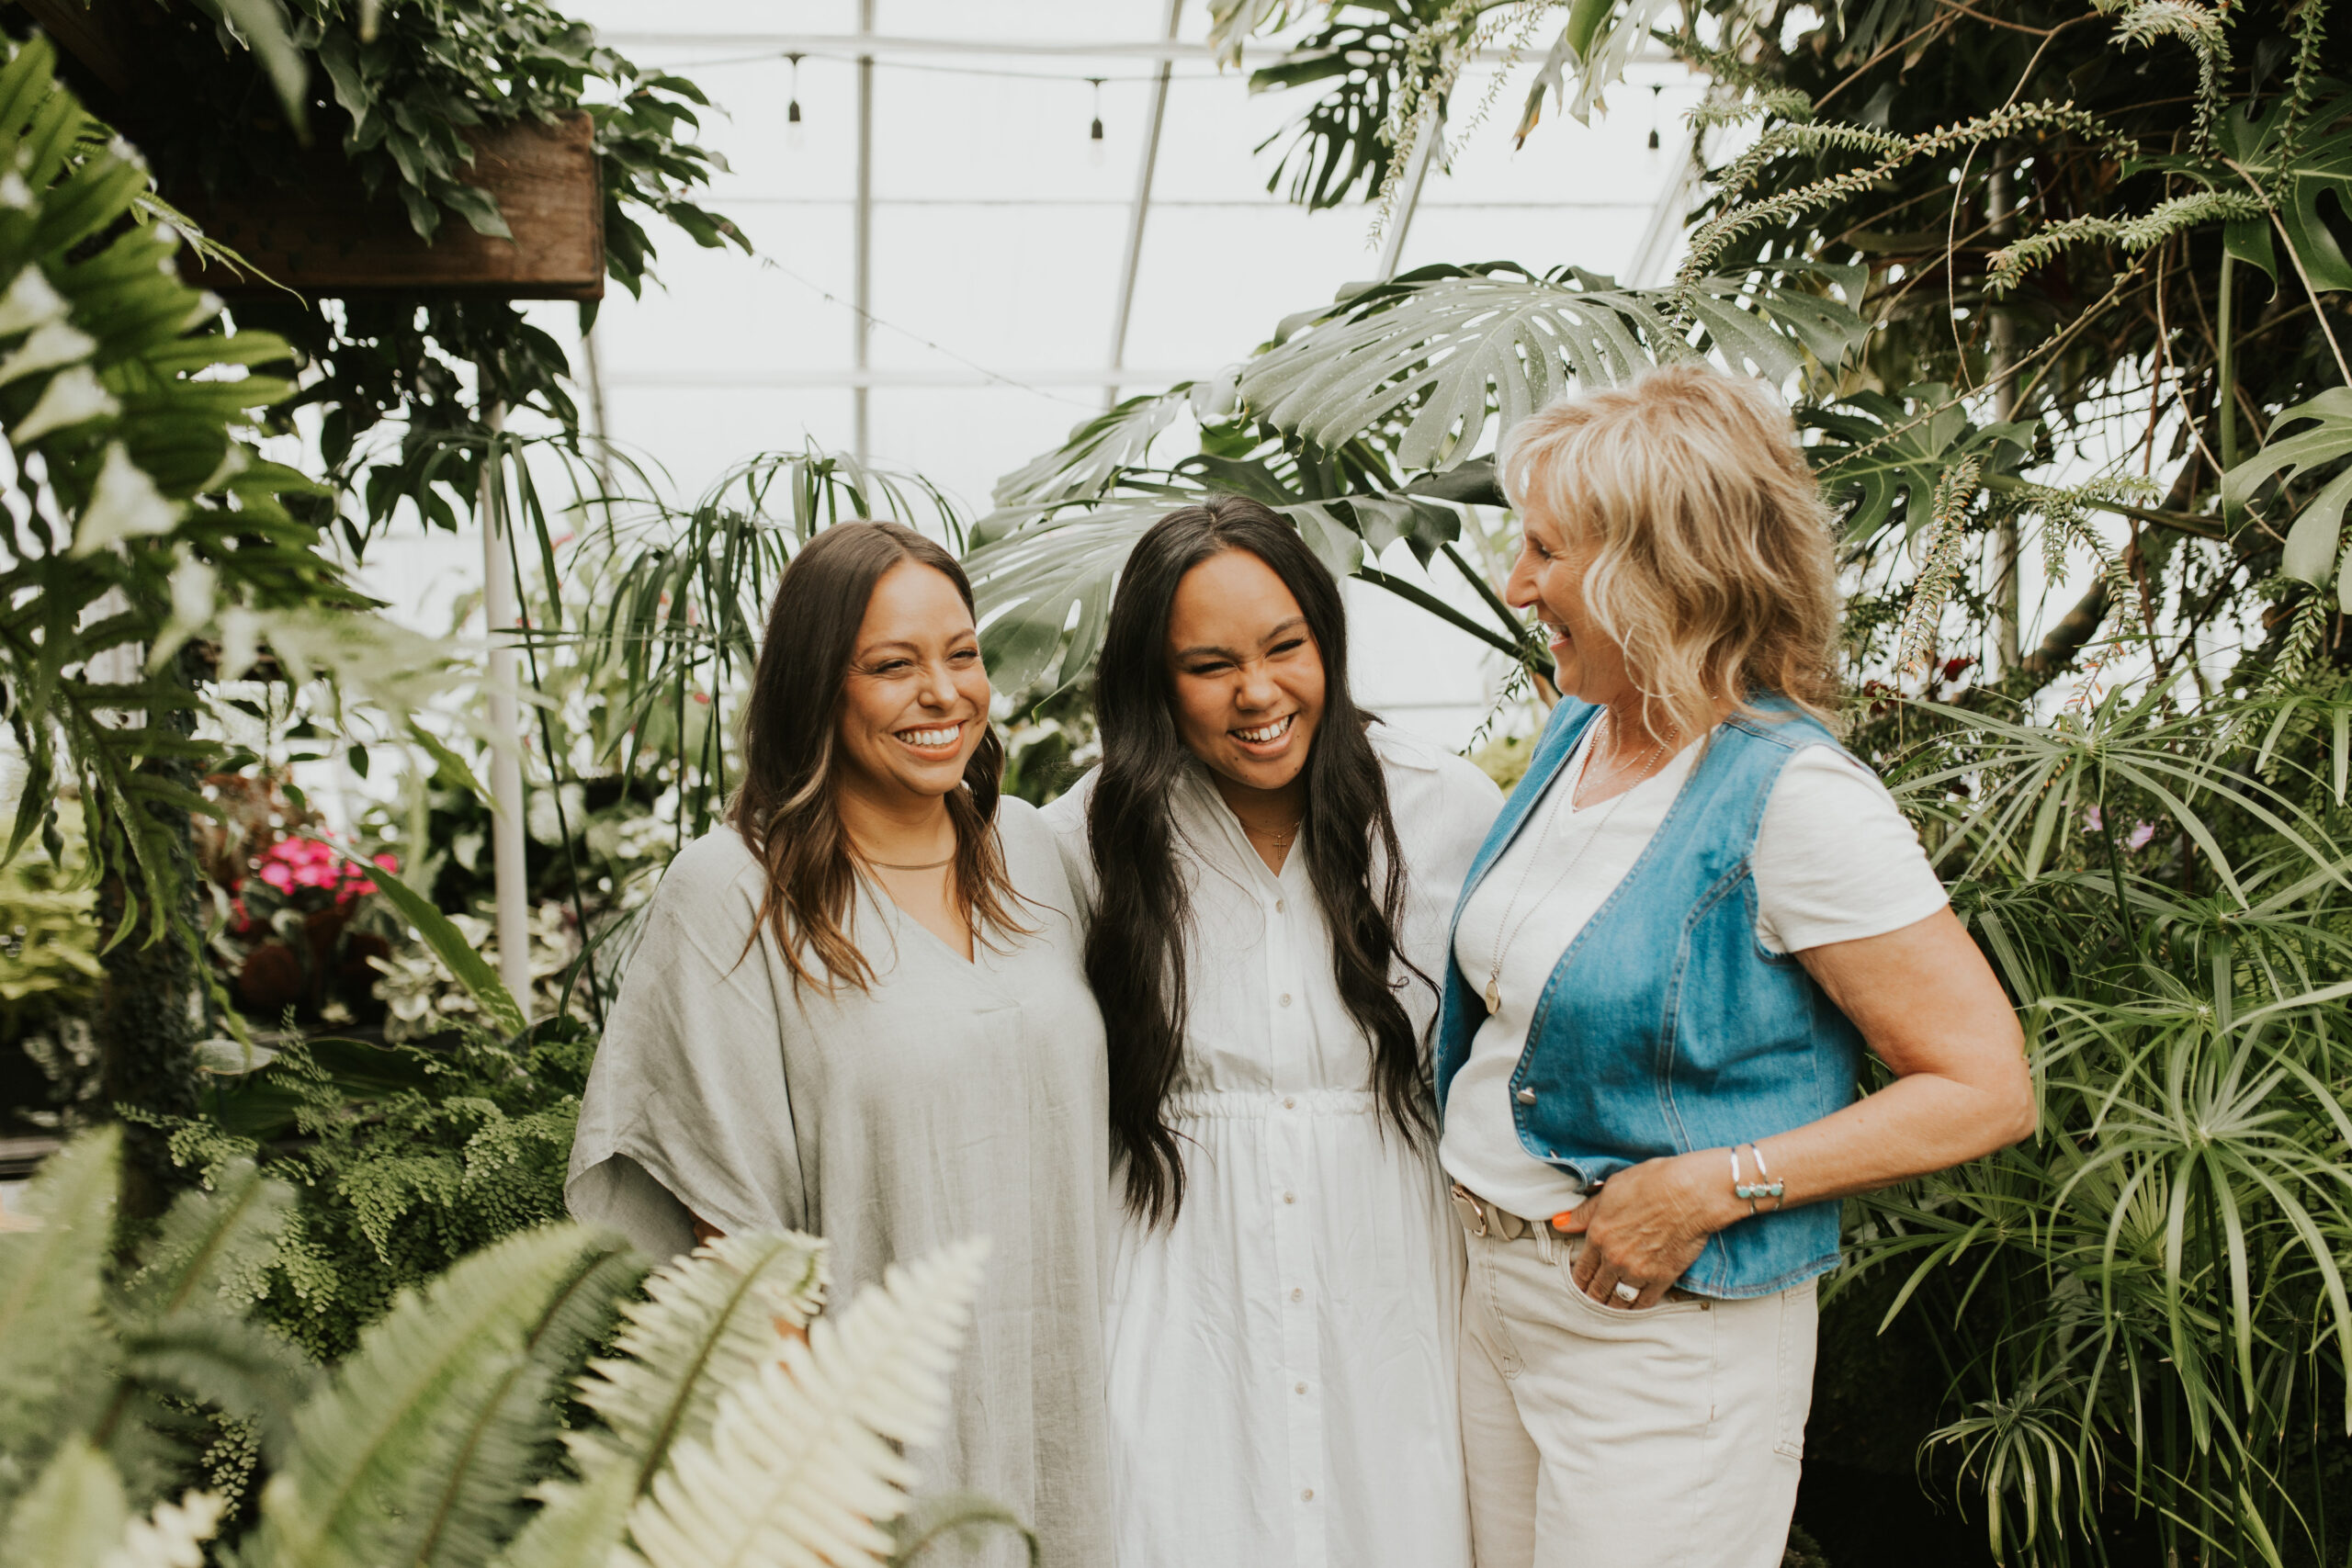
[[1505, 494, 1634, 709], [1163, 547, 1327, 797], [832, 559, 991, 809]]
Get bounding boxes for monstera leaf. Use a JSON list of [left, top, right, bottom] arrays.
[[987, 385, 1198, 516], [1804, 384, 2039, 547], [1237, 263, 1866, 471], [2207, 89, 2352, 295], [2223, 387, 2352, 607], [967, 463, 1500, 702]]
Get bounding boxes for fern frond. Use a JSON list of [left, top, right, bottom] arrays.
[[497, 1235, 826, 1568], [116, 1316, 314, 1468], [100, 1490, 224, 1568], [483, 1463, 639, 1568], [573, 1233, 828, 1492], [1894, 457, 1984, 676], [0, 1128, 119, 1500], [2098, 0, 2232, 146], [1680, 101, 2120, 286], [1689, 89, 1816, 132], [1985, 191, 2267, 296], [2266, 592, 2330, 693], [621, 1240, 991, 1568], [119, 1159, 291, 1320], [254, 1225, 639, 1568], [3, 1436, 130, 1568]]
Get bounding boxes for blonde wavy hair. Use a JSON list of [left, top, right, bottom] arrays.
[[1498, 362, 1842, 742]]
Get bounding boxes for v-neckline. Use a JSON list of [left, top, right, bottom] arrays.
[[860, 874, 978, 967]]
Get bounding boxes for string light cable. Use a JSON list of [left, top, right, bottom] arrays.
[[752, 253, 1100, 411]]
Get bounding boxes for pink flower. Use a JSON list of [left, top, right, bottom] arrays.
[[372, 852, 399, 874], [257, 861, 294, 894], [2083, 806, 2103, 832], [2124, 821, 2155, 851]]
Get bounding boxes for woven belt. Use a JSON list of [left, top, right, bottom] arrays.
[[1450, 1183, 1703, 1303]]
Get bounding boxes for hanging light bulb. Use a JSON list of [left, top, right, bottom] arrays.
[[786, 52, 806, 152], [1646, 83, 1662, 151], [1088, 76, 1107, 166]]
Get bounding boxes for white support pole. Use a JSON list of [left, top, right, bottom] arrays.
[[1105, 0, 1182, 410], [479, 399, 532, 1020], [853, 0, 875, 463], [580, 321, 616, 499], [1374, 106, 1443, 283]]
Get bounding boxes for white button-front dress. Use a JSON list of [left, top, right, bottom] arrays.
[[1043, 723, 1501, 1568]]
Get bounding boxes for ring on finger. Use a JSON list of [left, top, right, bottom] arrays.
[[1611, 1280, 1640, 1304]]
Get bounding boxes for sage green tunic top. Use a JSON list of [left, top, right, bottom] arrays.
[[566, 799, 1113, 1568]]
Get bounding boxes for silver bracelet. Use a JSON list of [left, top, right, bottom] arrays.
[[1731, 1143, 1786, 1214]]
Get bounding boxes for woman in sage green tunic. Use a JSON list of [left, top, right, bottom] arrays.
[[568, 522, 1113, 1568]]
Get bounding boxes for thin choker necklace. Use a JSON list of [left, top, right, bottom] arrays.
[[865, 852, 955, 872]]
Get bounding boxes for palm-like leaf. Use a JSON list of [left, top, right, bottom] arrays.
[[1238, 263, 1865, 470], [2221, 386, 2352, 603], [620, 1239, 990, 1568], [254, 1225, 641, 1568]]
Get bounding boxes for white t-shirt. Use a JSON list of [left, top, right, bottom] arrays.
[[1436, 722, 1949, 1222]]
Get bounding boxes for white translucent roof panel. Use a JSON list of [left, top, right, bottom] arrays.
[[424, 1, 1717, 746]]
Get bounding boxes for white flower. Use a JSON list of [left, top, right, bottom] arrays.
[[182, 290, 223, 332], [12, 364, 117, 442], [0, 265, 65, 333], [0, 173, 32, 210], [0, 319, 94, 387], [169, 551, 216, 624], [70, 444, 179, 556]]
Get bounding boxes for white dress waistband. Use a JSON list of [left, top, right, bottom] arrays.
[[1165, 1088, 1382, 1120]]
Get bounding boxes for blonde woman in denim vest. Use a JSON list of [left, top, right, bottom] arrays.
[[1433, 365, 2033, 1568]]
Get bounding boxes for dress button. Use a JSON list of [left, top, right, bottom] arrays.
[[1275, 898, 1286, 912], [1291, 1288, 1304, 1301], [1295, 1382, 1307, 1394], [1302, 1489, 1315, 1503], [1283, 1097, 1296, 1110], [1279, 993, 1293, 1008], [1515, 1087, 1538, 1105], [1283, 1191, 1296, 1204]]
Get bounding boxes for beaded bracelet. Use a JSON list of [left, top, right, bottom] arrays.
[[1730, 1142, 1786, 1214]]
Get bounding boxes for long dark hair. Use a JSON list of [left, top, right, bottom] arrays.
[[1087, 497, 1430, 1223], [729, 521, 1021, 992]]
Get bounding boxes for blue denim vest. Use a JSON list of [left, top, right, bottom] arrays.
[[1435, 695, 1865, 1298]]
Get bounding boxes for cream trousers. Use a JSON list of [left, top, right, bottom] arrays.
[[1457, 1224, 1816, 1568]]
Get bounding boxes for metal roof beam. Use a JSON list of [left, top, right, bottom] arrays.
[[1105, 0, 1182, 410]]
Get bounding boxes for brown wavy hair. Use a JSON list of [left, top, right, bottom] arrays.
[[1498, 364, 1843, 742], [729, 521, 1023, 992]]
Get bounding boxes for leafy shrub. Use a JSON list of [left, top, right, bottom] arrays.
[[158, 1027, 592, 1361]]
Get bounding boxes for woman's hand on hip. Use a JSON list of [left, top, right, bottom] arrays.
[[1552, 1151, 1736, 1310]]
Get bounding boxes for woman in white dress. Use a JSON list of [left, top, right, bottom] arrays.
[[1041, 497, 1501, 1568], [569, 521, 1114, 1568]]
